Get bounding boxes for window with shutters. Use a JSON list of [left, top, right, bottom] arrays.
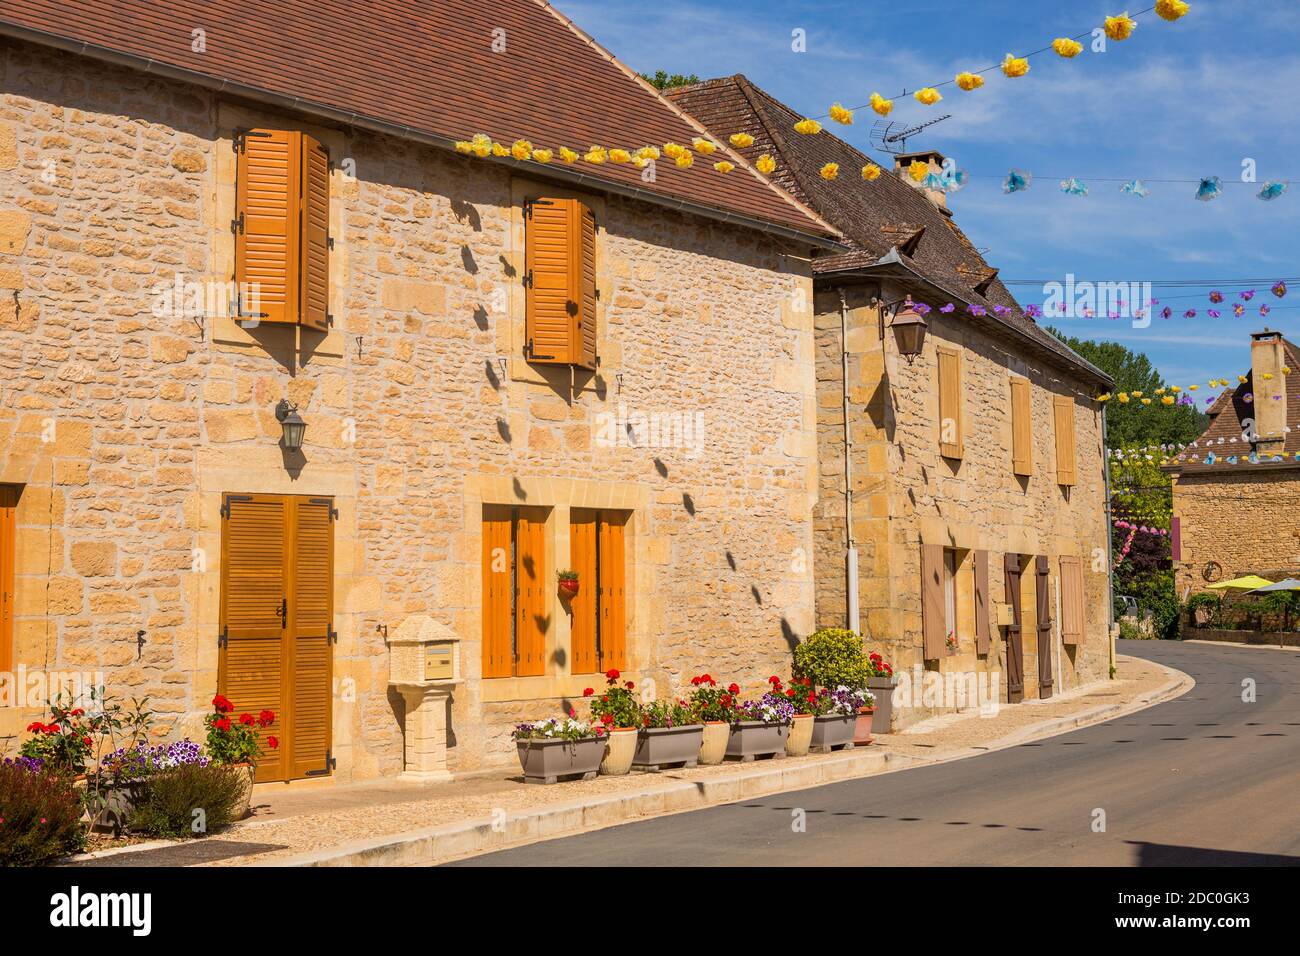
[[937, 347, 964, 460], [233, 128, 330, 330], [523, 197, 597, 369], [1052, 394, 1077, 486], [1010, 375, 1033, 477], [1058, 555, 1085, 645], [482, 505, 551, 678], [570, 509, 629, 674], [0, 486, 17, 683]]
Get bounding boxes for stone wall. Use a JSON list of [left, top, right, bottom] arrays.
[[0, 40, 820, 776]]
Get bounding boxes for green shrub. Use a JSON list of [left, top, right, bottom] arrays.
[[1117, 619, 1148, 641], [128, 763, 246, 839], [793, 628, 869, 690], [0, 759, 86, 866]]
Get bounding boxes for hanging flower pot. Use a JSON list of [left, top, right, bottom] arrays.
[[557, 570, 580, 598]]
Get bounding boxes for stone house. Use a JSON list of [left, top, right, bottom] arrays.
[[1166, 330, 1300, 596], [671, 77, 1115, 723], [0, 1, 843, 780]]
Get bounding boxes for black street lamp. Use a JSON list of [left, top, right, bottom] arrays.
[[275, 399, 307, 451]]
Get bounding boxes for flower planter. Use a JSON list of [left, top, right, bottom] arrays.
[[853, 707, 875, 747], [810, 714, 856, 753], [725, 721, 789, 762], [76, 778, 146, 835], [785, 713, 814, 757], [632, 724, 704, 771], [558, 578, 580, 598], [698, 721, 729, 765], [599, 727, 638, 776], [868, 676, 896, 734], [230, 762, 255, 818], [516, 736, 607, 784]]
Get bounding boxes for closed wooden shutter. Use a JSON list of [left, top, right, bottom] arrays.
[[1035, 555, 1053, 698], [1053, 395, 1076, 486], [921, 543, 945, 660], [299, 134, 331, 332], [524, 197, 597, 367], [220, 494, 287, 783], [569, 509, 599, 674], [1171, 516, 1181, 562], [577, 203, 598, 370], [0, 486, 16, 677], [290, 498, 333, 777], [1059, 555, 1083, 645], [973, 548, 990, 656], [1010, 376, 1033, 476], [235, 129, 300, 325], [1004, 552, 1024, 703], [481, 506, 513, 679], [514, 508, 547, 677], [598, 512, 627, 671], [937, 348, 963, 460]]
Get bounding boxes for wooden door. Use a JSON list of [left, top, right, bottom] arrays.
[[220, 493, 334, 783], [1035, 555, 1054, 699], [0, 486, 16, 678], [1003, 553, 1024, 704], [569, 509, 599, 674]]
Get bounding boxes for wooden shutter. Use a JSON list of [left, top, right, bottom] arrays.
[[0, 486, 16, 677], [937, 348, 963, 460], [1170, 516, 1181, 562], [290, 498, 333, 777], [1035, 555, 1053, 698], [577, 203, 597, 370], [525, 198, 597, 367], [920, 543, 945, 660], [598, 512, 627, 671], [1059, 555, 1083, 645], [1053, 395, 1076, 486], [220, 494, 288, 783], [1010, 376, 1033, 476], [514, 508, 547, 677], [973, 548, 990, 656], [235, 129, 300, 325], [570, 509, 599, 674], [1004, 553, 1024, 703], [299, 134, 331, 332], [481, 506, 513, 679]]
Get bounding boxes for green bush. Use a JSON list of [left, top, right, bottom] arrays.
[[128, 763, 246, 839], [0, 759, 86, 866], [792, 628, 869, 690]]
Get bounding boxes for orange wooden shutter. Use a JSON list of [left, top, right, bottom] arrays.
[[569, 510, 599, 674], [525, 198, 596, 366], [514, 508, 547, 676], [235, 129, 300, 325], [1011, 377, 1033, 476], [577, 202, 598, 370], [1059, 555, 1083, 645], [289, 497, 333, 777], [598, 512, 627, 671], [1053, 395, 1076, 486], [481, 506, 513, 678], [973, 548, 990, 656], [0, 486, 16, 677], [920, 543, 945, 660], [938, 348, 963, 460], [220, 494, 287, 783], [299, 134, 330, 332]]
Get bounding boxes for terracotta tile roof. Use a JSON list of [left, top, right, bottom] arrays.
[[667, 75, 1111, 386], [1168, 337, 1300, 472], [0, 0, 839, 243]]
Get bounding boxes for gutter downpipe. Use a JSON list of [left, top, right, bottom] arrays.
[[838, 288, 859, 635], [1102, 406, 1117, 677]]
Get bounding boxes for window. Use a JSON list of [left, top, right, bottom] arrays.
[[524, 197, 597, 368], [0, 486, 16, 681], [570, 509, 628, 673], [482, 505, 549, 678], [233, 128, 330, 329], [1053, 395, 1077, 486], [1010, 376, 1033, 476], [937, 347, 964, 460], [943, 548, 958, 640]]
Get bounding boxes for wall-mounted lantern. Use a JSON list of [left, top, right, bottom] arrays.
[[275, 399, 307, 451], [889, 299, 928, 364]]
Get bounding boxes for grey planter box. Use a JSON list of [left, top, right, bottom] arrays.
[[632, 724, 704, 770], [810, 714, 856, 753], [868, 677, 897, 734], [725, 721, 789, 761], [516, 736, 606, 784]]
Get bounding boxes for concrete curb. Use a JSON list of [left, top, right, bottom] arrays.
[[272, 658, 1194, 867]]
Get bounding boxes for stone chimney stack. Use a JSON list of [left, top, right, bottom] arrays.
[[1250, 328, 1287, 450], [893, 149, 947, 210]]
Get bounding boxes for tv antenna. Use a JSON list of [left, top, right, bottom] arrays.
[[869, 114, 952, 154]]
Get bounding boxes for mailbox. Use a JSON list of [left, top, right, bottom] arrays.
[[424, 644, 454, 681], [995, 603, 1016, 627]]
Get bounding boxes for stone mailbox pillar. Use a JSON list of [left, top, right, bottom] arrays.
[[387, 615, 462, 781]]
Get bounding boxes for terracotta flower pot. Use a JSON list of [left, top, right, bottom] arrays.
[[698, 721, 729, 765], [559, 578, 580, 598], [810, 714, 856, 753], [599, 727, 638, 775], [785, 713, 814, 756], [516, 736, 606, 784], [632, 724, 704, 770], [726, 721, 789, 761], [853, 707, 875, 747]]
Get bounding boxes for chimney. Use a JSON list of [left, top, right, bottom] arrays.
[[894, 149, 947, 210], [1250, 328, 1286, 449]]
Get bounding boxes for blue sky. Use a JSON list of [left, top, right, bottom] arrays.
[[555, 0, 1300, 390]]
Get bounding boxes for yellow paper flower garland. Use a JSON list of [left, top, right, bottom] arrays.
[[1155, 0, 1189, 21], [608, 147, 632, 163], [756, 154, 776, 174], [820, 163, 840, 181], [510, 139, 533, 161], [869, 92, 893, 116], [713, 160, 735, 174], [955, 72, 984, 91], [584, 145, 607, 164], [1001, 53, 1030, 78], [1052, 37, 1083, 58], [908, 160, 928, 182], [914, 87, 943, 105], [829, 103, 854, 125], [728, 132, 754, 148], [559, 147, 579, 164], [862, 163, 882, 181], [692, 138, 717, 155], [793, 119, 822, 135], [1104, 12, 1137, 40]]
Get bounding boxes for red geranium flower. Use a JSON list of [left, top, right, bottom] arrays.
[[215, 717, 232, 732], [212, 694, 233, 713], [728, 683, 740, 695], [583, 687, 594, 697], [49, 724, 60, 733], [605, 668, 620, 681], [258, 709, 275, 727], [70, 708, 85, 717], [267, 736, 279, 750], [720, 694, 732, 707], [690, 676, 701, 686], [239, 713, 254, 725], [83, 736, 92, 746], [26, 722, 42, 733], [624, 681, 634, 691]]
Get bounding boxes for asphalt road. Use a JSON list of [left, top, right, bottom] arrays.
[[450, 640, 1300, 866]]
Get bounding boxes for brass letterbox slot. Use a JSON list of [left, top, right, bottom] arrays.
[[424, 645, 454, 681]]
